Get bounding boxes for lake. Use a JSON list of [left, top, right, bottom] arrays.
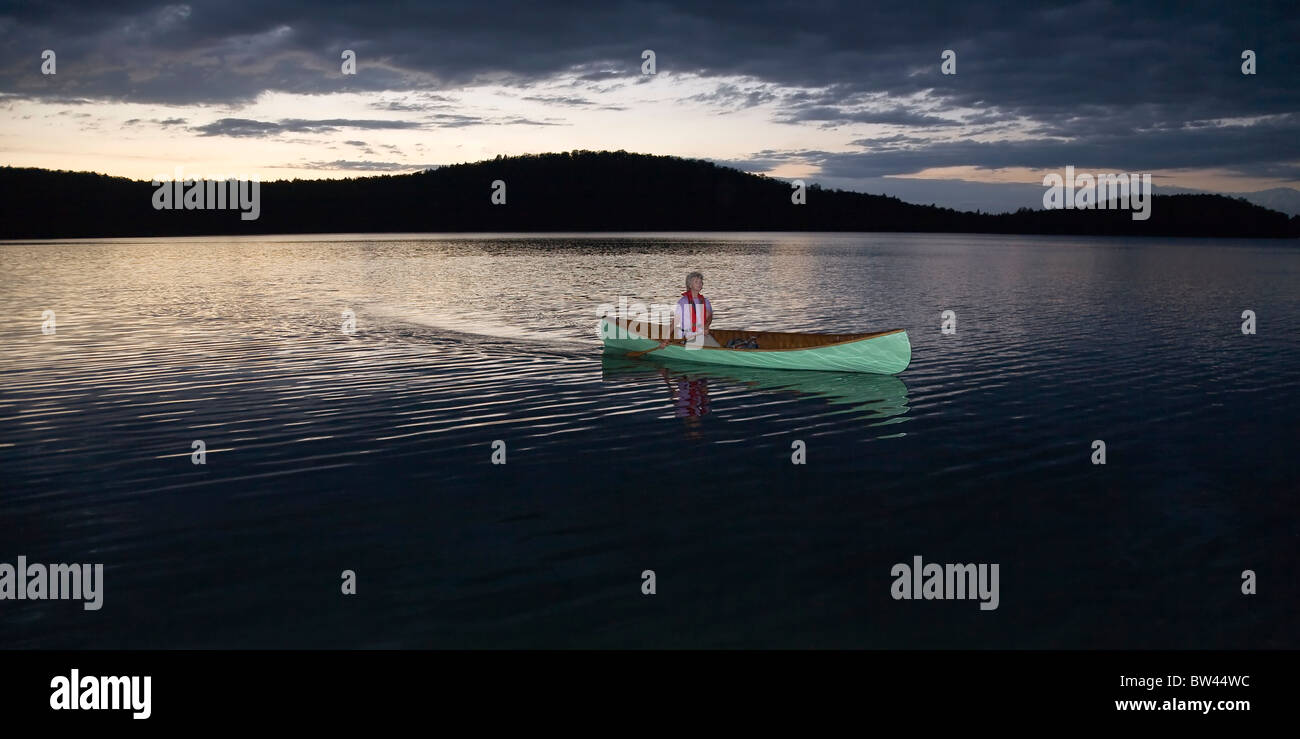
[[1, 232, 1295, 647]]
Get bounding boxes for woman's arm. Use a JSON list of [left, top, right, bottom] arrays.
[[659, 314, 675, 347]]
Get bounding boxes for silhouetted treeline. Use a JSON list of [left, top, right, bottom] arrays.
[[2, 151, 1297, 239]]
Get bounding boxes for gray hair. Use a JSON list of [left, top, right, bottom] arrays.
[[685, 271, 704, 289]]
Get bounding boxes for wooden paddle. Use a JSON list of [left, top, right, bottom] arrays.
[[627, 339, 684, 358]]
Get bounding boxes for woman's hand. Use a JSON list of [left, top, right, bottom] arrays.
[[658, 339, 669, 348]]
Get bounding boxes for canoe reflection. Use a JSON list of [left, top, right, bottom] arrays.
[[600, 355, 911, 431]]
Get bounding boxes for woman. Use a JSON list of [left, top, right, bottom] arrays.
[[660, 271, 719, 349]]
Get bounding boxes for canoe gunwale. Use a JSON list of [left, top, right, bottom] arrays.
[[602, 317, 905, 354]]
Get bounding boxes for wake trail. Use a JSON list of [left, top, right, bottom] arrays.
[[364, 304, 603, 352]]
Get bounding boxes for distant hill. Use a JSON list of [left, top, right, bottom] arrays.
[[1243, 187, 1300, 217], [2, 151, 1297, 239], [1156, 185, 1300, 217], [809, 177, 1300, 217]]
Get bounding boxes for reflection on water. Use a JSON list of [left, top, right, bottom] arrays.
[[601, 355, 910, 433]]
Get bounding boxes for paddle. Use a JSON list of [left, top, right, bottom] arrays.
[[627, 339, 684, 358]]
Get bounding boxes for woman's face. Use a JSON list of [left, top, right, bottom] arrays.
[[689, 276, 703, 293]]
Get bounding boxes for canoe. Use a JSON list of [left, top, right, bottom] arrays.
[[599, 316, 910, 375]]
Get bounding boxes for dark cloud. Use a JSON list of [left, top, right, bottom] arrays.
[[370, 96, 453, 112], [192, 117, 425, 137], [687, 82, 779, 109], [191, 113, 562, 137], [717, 148, 834, 173], [124, 116, 185, 126], [1, 1, 1296, 180], [7, 1, 1289, 112], [426, 112, 563, 127], [573, 69, 628, 82], [426, 113, 483, 128], [819, 114, 1300, 180], [721, 111, 1300, 187], [850, 134, 935, 150], [779, 105, 961, 127], [502, 117, 564, 126], [519, 93, 628, 111], [289, 160, 439, 171], [522, 95, 596, 106]]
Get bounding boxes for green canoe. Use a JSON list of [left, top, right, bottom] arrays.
[[600, 317, 911, 375]]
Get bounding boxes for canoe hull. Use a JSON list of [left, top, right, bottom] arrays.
[[600, 318, 910, 375]]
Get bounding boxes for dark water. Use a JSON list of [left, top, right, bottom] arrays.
[[1, 232, 1296, 648]]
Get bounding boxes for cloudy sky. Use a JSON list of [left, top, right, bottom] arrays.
[[2, 0, 1297, 211]]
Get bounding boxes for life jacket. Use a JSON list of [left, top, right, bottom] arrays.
[[675, 291, 711, 338]]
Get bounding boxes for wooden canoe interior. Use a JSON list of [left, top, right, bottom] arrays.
[[609, 317, 901, 350]]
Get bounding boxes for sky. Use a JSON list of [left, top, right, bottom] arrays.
[[2, 0, 1298, 213]]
